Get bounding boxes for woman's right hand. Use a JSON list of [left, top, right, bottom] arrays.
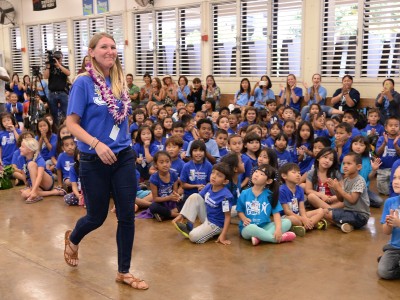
[[95, 142, 117, 165]]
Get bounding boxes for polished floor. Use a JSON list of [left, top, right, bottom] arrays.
[[1, 185, 400, 300]]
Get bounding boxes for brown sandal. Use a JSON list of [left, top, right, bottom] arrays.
[[64, 230, 79, 267], [116, 273, 149, 290]]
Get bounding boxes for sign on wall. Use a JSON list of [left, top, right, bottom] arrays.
[[33, 0, 57, 11], [97, 0, 109, 14], [83, 0, 94, 16]]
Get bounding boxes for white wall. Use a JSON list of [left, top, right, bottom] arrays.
[[0, 0, 395, 99]]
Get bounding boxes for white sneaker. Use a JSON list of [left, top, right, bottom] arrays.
[[341, 223, 354, 233]]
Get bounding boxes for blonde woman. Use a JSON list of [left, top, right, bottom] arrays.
[[279, 74, 303, 112], [65, 32, 148, 290]]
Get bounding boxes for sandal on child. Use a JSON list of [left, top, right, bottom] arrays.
[[56, 187, 67, 196], [64, 230, 79, 267], [115, 273, 149, 290], [25, 196, 43, 204]]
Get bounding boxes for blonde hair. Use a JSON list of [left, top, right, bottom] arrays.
[[310, 73, 321, 100], [23, 138, 40, 162], [285, 74, 296, 104], [77, 32, 126, 99]]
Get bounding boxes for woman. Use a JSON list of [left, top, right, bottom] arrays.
[[375, 78, 400, 124], [65, 32, 148, 290], [162, 75, 178, 106], [251, 75, 275, 110], [331, 74, 360, 112], [177, 75, 190, 104], [234, 78, 254, 108], [279, 74, 302, 112], [9, 73, 25, 102], [139, 73, 152, 107], [202, 74, 221, 109], [147, 77, 164, 112], [301, 73, 343, 118]]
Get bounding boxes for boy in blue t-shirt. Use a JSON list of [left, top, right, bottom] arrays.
[[362, 108, 384, 139], [182, 114, 198, 143], [56, 136, 76, 189], [342, 110, 361, 138], [335, 122, 353, 163], [172, 162, 234, 245], [376, 116, 400, 195], [279, 163, 326, 237], [215, 129, 229, 162], [377, 165, 400, 280]]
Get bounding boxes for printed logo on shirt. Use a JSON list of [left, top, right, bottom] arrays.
[[189, 169, 207, 181], [204, 192, 218, 208], [1, 133, 15, 146], [245, 198, 268, 216], [65, 161, 71, 171], [93, 85, 107, 106], [383, 146, 396, 158]]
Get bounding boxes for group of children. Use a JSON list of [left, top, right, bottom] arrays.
[[1, 93, 400, 280]]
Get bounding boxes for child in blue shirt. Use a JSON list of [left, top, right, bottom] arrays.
[[11, 131, 35, 186], [274, 132, 293, 168], [36, 118, 57, 172], [151, 123, 166, 151], [283, 119, 297, 163], [296, 121, 314, 176], [335, 122, 353, 163], [64, 149, 85, 206], [56, 136, 76, 190], [342, 110, 362, 138], [0, 113, 21, 167], [362, 108, 384, 139], [6, 93, 24, 128], [172, 162, 234, 244], [165, 136, 185, 177], [133, 125, 158, 181], [182, 114, 198, 143], [279, 163, 326, 237], [378, 165, 400, 280], [215, 129, 229, 162], [242, 132, 261, 168], [149, 151, 180, 221], [129, 109, 145, 134], [376, 116, 400, 195], [237, 164, 296, 246]]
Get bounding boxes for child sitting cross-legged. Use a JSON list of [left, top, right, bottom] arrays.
[[324, 152, 370, 233], [279, 163, 327, 237], [56, 136, 76, 191], [236, 164, 296, 246], [172, 162, 234, 245]]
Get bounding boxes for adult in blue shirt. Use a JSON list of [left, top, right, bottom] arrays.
[[64, 33, 148, 290], [279, 74, 303, 112], [234, 78, 254, 107], [252, 75, 275, 110]]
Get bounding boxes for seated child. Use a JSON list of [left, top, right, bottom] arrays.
[[279, 163, 326, 237], [215, 129, 229, 162], [0, 113, 21, 167], [377, 165, 400, 280], [19, 138, 66, 203], [335, 122, 353, 163], [237, 164, 296, 246], [324, 153, 370, 233], [36, 118, 57, 172], [56, 136, 76, 190], [182, 114, 198, 143], [64, 149, 85, 206], [362, 108, 384, 140], [12, 131, 34, 186], [342, 109, 362, 138], [172, 162, 233, 245], [149, 151, 180, 221]]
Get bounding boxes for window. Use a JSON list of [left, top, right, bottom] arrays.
[[212, 0, 302, 77], [133, 6, 201, 77], [73, 14, 125, 74], [9, 27, 23, 75], [321, 0, 400, 78], [26, 22, 69, 72]]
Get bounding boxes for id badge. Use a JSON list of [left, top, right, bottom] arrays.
[[338, 106, 343, 111], [319, 186, 326, 194], [222, 200, 230, 212], [109, 125, 120, 141]]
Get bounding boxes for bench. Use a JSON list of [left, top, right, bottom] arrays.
[[219, 94, 376, 110]]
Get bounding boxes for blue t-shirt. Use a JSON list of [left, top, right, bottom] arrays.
[[67, 75, 131, 154], [0, 129, 21, 165], [264, 136, 275, 148], [171, 157, 185, 177], [6, 102, 24, 122], [279, 184, 305, 215], [181, 160, 213, 196], [152, 137, 166, 151], [150, 170, 179, 207], [287, 137, 297, 163], [177, 85, 190, 103], [241, 153, 253, 180], [351, 127, 361, 138], [11, 149, 23, 169], [338, 138, 352, 163], [376, 136, 400, 169], [129, 122, 140, 134], [183, 131, 195, 143], [22, 154, 53, 186], [314, 129, 330, 139], [132, 143, 159, 166], [56, 152, 75, 179], [236, 188, 282, 232], [235, 91, 254, 106], [225, 177, 242, 206], [242, 152, 257, 168], [306, 86, 327, 105], [69, 166, 81, 191], [298, 142, 314, 175], [253, 87, 275, 109], [36, 133, 57, 161], [227, 128, 237, 135], [362, 124, 384, 137], [380, 196, 400, 249], [199, 183, 234, 228], [217, 147, 229, 162], [275, 149, 293, 168], [279, 87, 303, 112]]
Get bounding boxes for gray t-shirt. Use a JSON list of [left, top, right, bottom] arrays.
[[343, 175, 370, 216]]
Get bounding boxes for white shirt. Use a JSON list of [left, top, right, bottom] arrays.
[[0, 67, 10, 104]]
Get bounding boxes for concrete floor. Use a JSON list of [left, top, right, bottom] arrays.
[[1, 186, 400, 300]]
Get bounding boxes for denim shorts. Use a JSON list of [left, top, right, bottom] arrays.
[[332, 209, 369, 229]]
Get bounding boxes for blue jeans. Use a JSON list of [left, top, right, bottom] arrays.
[[69, 147, 137, 273], [48, 91, 69, 125], [378, 244, 400, 279]]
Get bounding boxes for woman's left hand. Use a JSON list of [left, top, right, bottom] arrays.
[[95, 142, 117, 165]]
